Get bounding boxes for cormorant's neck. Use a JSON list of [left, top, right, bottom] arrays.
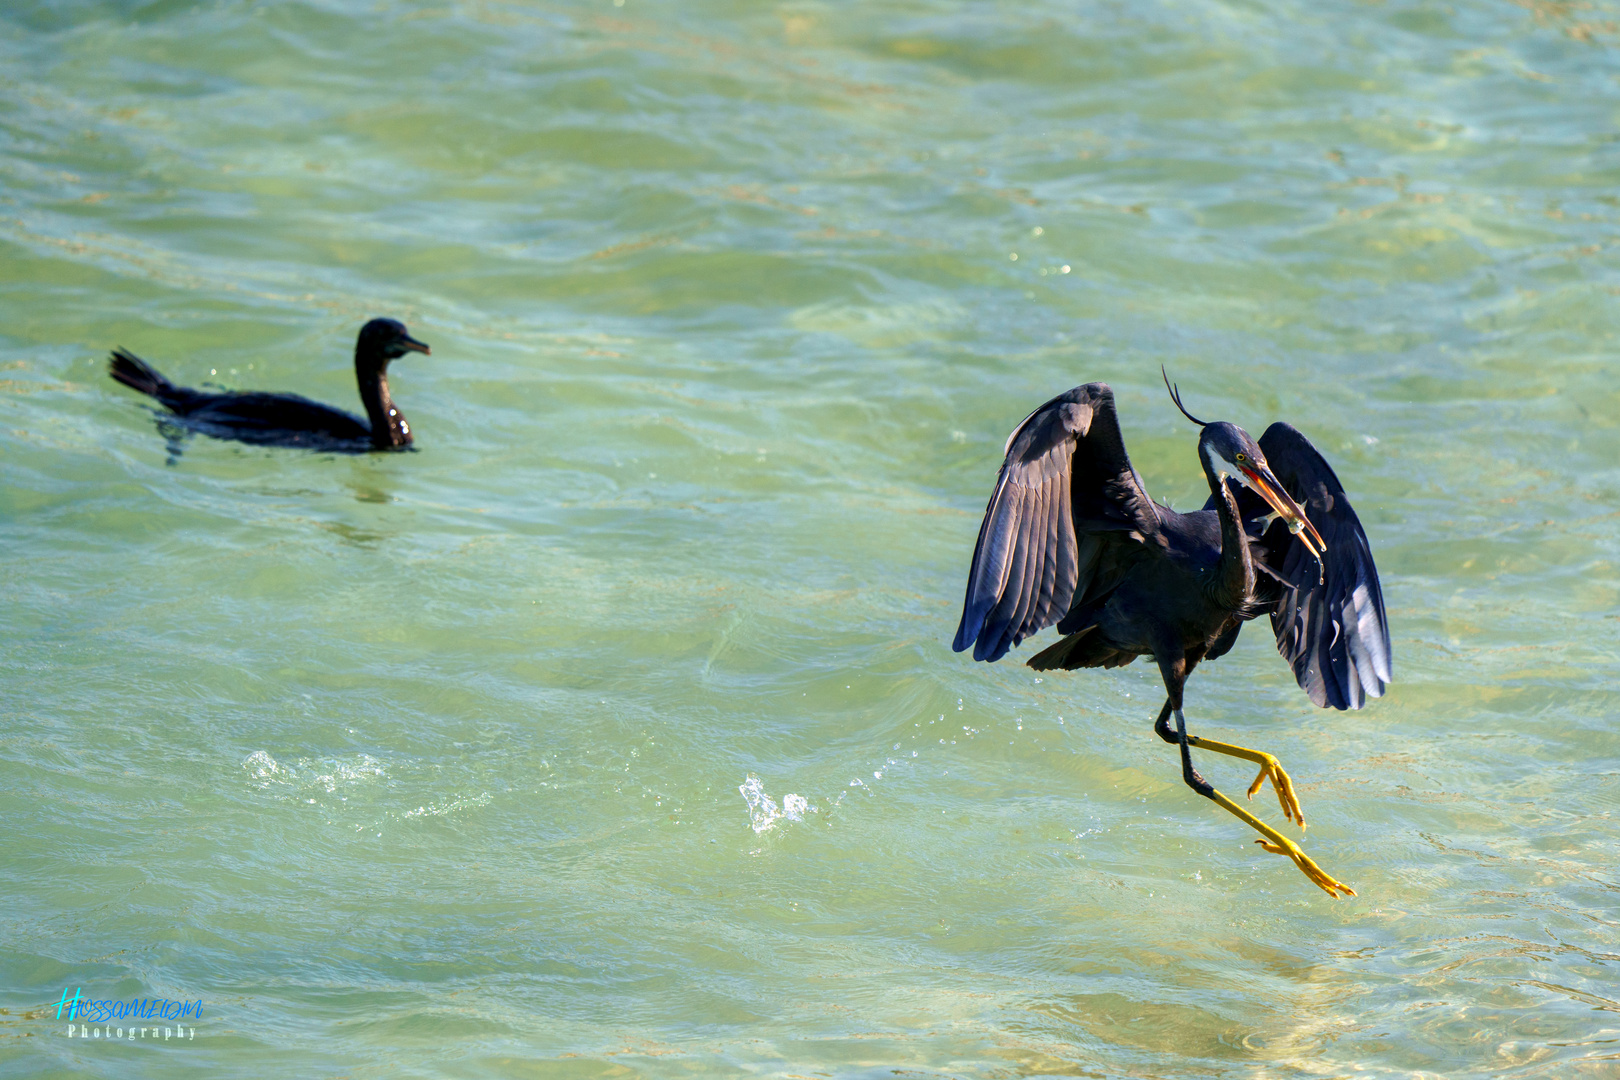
[[1202, 455, 1254, 610], [357, 360, 411, 449]]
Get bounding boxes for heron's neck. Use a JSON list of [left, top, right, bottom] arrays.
[[1203, 459, 1254, 610], [357, 361, 411, 449]]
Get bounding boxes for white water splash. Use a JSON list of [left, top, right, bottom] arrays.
[[243, 750, 281, 781], [739, 775, 814, 834], [242, 751, 385, 793], [402, 792, 492, 819]]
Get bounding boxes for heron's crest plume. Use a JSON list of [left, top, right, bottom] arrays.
[[1161, 366, 1207, 428]]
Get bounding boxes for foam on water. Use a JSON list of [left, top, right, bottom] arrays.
[[242, 750, 386, 794], [400, 792, 493, 819], [738, 774, 816, 834]]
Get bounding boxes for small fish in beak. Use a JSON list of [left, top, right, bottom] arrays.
[[1240, 463, 1326, 581]]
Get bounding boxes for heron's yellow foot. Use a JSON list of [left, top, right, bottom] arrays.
[[1207, 790, 1354, 899], [1254, 837, 1356, 899], [1187, 736, 1306, 828], [1247, 754, 1304, 829]]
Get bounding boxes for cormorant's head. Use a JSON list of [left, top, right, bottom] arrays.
[[1163, 369, 1326, 558], [357, 318, 431, 367]]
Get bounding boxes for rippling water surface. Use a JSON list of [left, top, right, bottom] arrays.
[[4, 1, 1620, 1076]]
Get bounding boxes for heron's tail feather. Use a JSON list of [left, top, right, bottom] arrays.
[[1028, 626, 1138, 671]]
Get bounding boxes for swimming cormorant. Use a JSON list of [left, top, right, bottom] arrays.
[[109, 318, 430, 452]]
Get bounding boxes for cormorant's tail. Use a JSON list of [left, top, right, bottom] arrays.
[[108, 348, 172, 399]]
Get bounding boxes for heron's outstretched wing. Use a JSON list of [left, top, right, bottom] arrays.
[[1241, 422, 1391, 710], [952, 383, 1158, 662]]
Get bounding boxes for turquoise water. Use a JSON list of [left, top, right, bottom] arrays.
[[4, 0, 1620, 1075]]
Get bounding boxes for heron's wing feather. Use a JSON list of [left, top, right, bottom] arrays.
[[1249, 422, 1392, 709], [953, 383, 1156, 662]]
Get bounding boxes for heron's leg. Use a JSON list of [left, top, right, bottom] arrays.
[[1172, 708, 1354, 899], [1149, 656, 1225, 796], [1182, 734, 1306, 829], [1148, 651, 1306, 825], [1153, 698, 1178, 744], [1150, 695, 1292, 814]]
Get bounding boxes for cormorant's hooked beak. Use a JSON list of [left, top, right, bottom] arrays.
[[399, 333, 431, 356], [1239, 463, 1326, 561]]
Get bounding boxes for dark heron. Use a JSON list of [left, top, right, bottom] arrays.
[[109, 318, 430, 453], [952, 375, 1389, 896]]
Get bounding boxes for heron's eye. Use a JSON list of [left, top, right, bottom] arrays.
[[1235, 452, 1247, 463]]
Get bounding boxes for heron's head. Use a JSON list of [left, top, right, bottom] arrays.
[[356, 318, 431, 368], [1164, 370, 1326, 558], [1198, 422, 1264, 484]]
